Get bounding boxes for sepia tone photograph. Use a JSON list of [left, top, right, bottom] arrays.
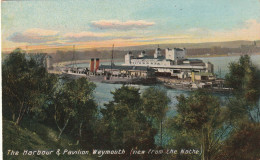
[[1, 0, 260, 159]]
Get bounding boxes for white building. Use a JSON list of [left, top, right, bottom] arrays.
[[123, 47, 214, 79], [165, 48, 186, 60]]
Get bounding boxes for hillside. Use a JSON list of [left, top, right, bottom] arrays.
[[3, 120, 95, 160], [2, 40, 260, 64], [3, 40, 259, 54], [117, 40, 260, 50]]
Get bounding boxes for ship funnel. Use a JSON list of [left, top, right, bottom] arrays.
[[90, 58, 95, 72], [95, 58, 100, 71]]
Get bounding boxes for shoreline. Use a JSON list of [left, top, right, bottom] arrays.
[[187, 52, 260, 58]]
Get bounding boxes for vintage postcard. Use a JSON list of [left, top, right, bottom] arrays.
[[1, 0, 260, 160]]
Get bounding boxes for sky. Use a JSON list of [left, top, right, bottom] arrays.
[[1, 0, 260, 51]]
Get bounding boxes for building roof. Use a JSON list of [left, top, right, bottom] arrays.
[[133, 55, 165, 60], [99, 65, 154, 71], [183, 59, 203, 62], [174, 48, 185, 51]]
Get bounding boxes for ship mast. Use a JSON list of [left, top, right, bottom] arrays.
[[111, 44, 114, 72], [71, 45, 77, 68]]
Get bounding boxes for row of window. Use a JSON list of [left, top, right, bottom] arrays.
[[131, 62, 161, 65]]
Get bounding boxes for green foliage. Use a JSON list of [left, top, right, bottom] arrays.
[[164, 117, 200, 160], [214, 55, 260, 159], [2, 49, 58, 125], [2, 49, 99, 158], [142, 87, 170, 147], [225, 98, 249, 125], [225, 55, 260, 103], [52, 77, 97, 140], [166, 90, 230, 160], [61, 77, 97, 122], [225, 55, 260, 122], [3, 120, 96, 160], [112, 85, 142, 108], [215, 123, 260, 160], [100, 85, 157, 159], [142, 87, 170, 122], [174, 91, 222, 132]]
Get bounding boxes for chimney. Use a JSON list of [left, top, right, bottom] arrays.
[[90, 58, 95, 72], [95, 58, 100, 71]]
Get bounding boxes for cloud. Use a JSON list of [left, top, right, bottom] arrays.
[[91, 20, 155, 30], [7, 28, 140, 46], [24, 28, 59, 36], [63, 31, 138, 42], [8, 28, 59, 43], [187, 19, 260, 41]]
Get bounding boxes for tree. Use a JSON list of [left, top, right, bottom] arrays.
[[67, 78, 97, 145], [215, 123, 260, 160], [225, 55, 260, 122], [142, 87, 170, 146], [2, 48, 58, 125], [217, 55, 260, 160], [168, 90, 230, 160], [53, 88, 75, 139], [101, 85, 157, 159], [52, 77, 97, 140]]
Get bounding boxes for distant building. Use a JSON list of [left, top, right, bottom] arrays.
[[165, 48, 186, 60], [45, 55, 53, 70], [123, 47, 214, 79]]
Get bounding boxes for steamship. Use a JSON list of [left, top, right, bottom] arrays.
[[60, 44, 157, 84], [61, 67, 88, 77]]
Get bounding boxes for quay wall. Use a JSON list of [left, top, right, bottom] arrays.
[[157, 77, 191, 83]]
